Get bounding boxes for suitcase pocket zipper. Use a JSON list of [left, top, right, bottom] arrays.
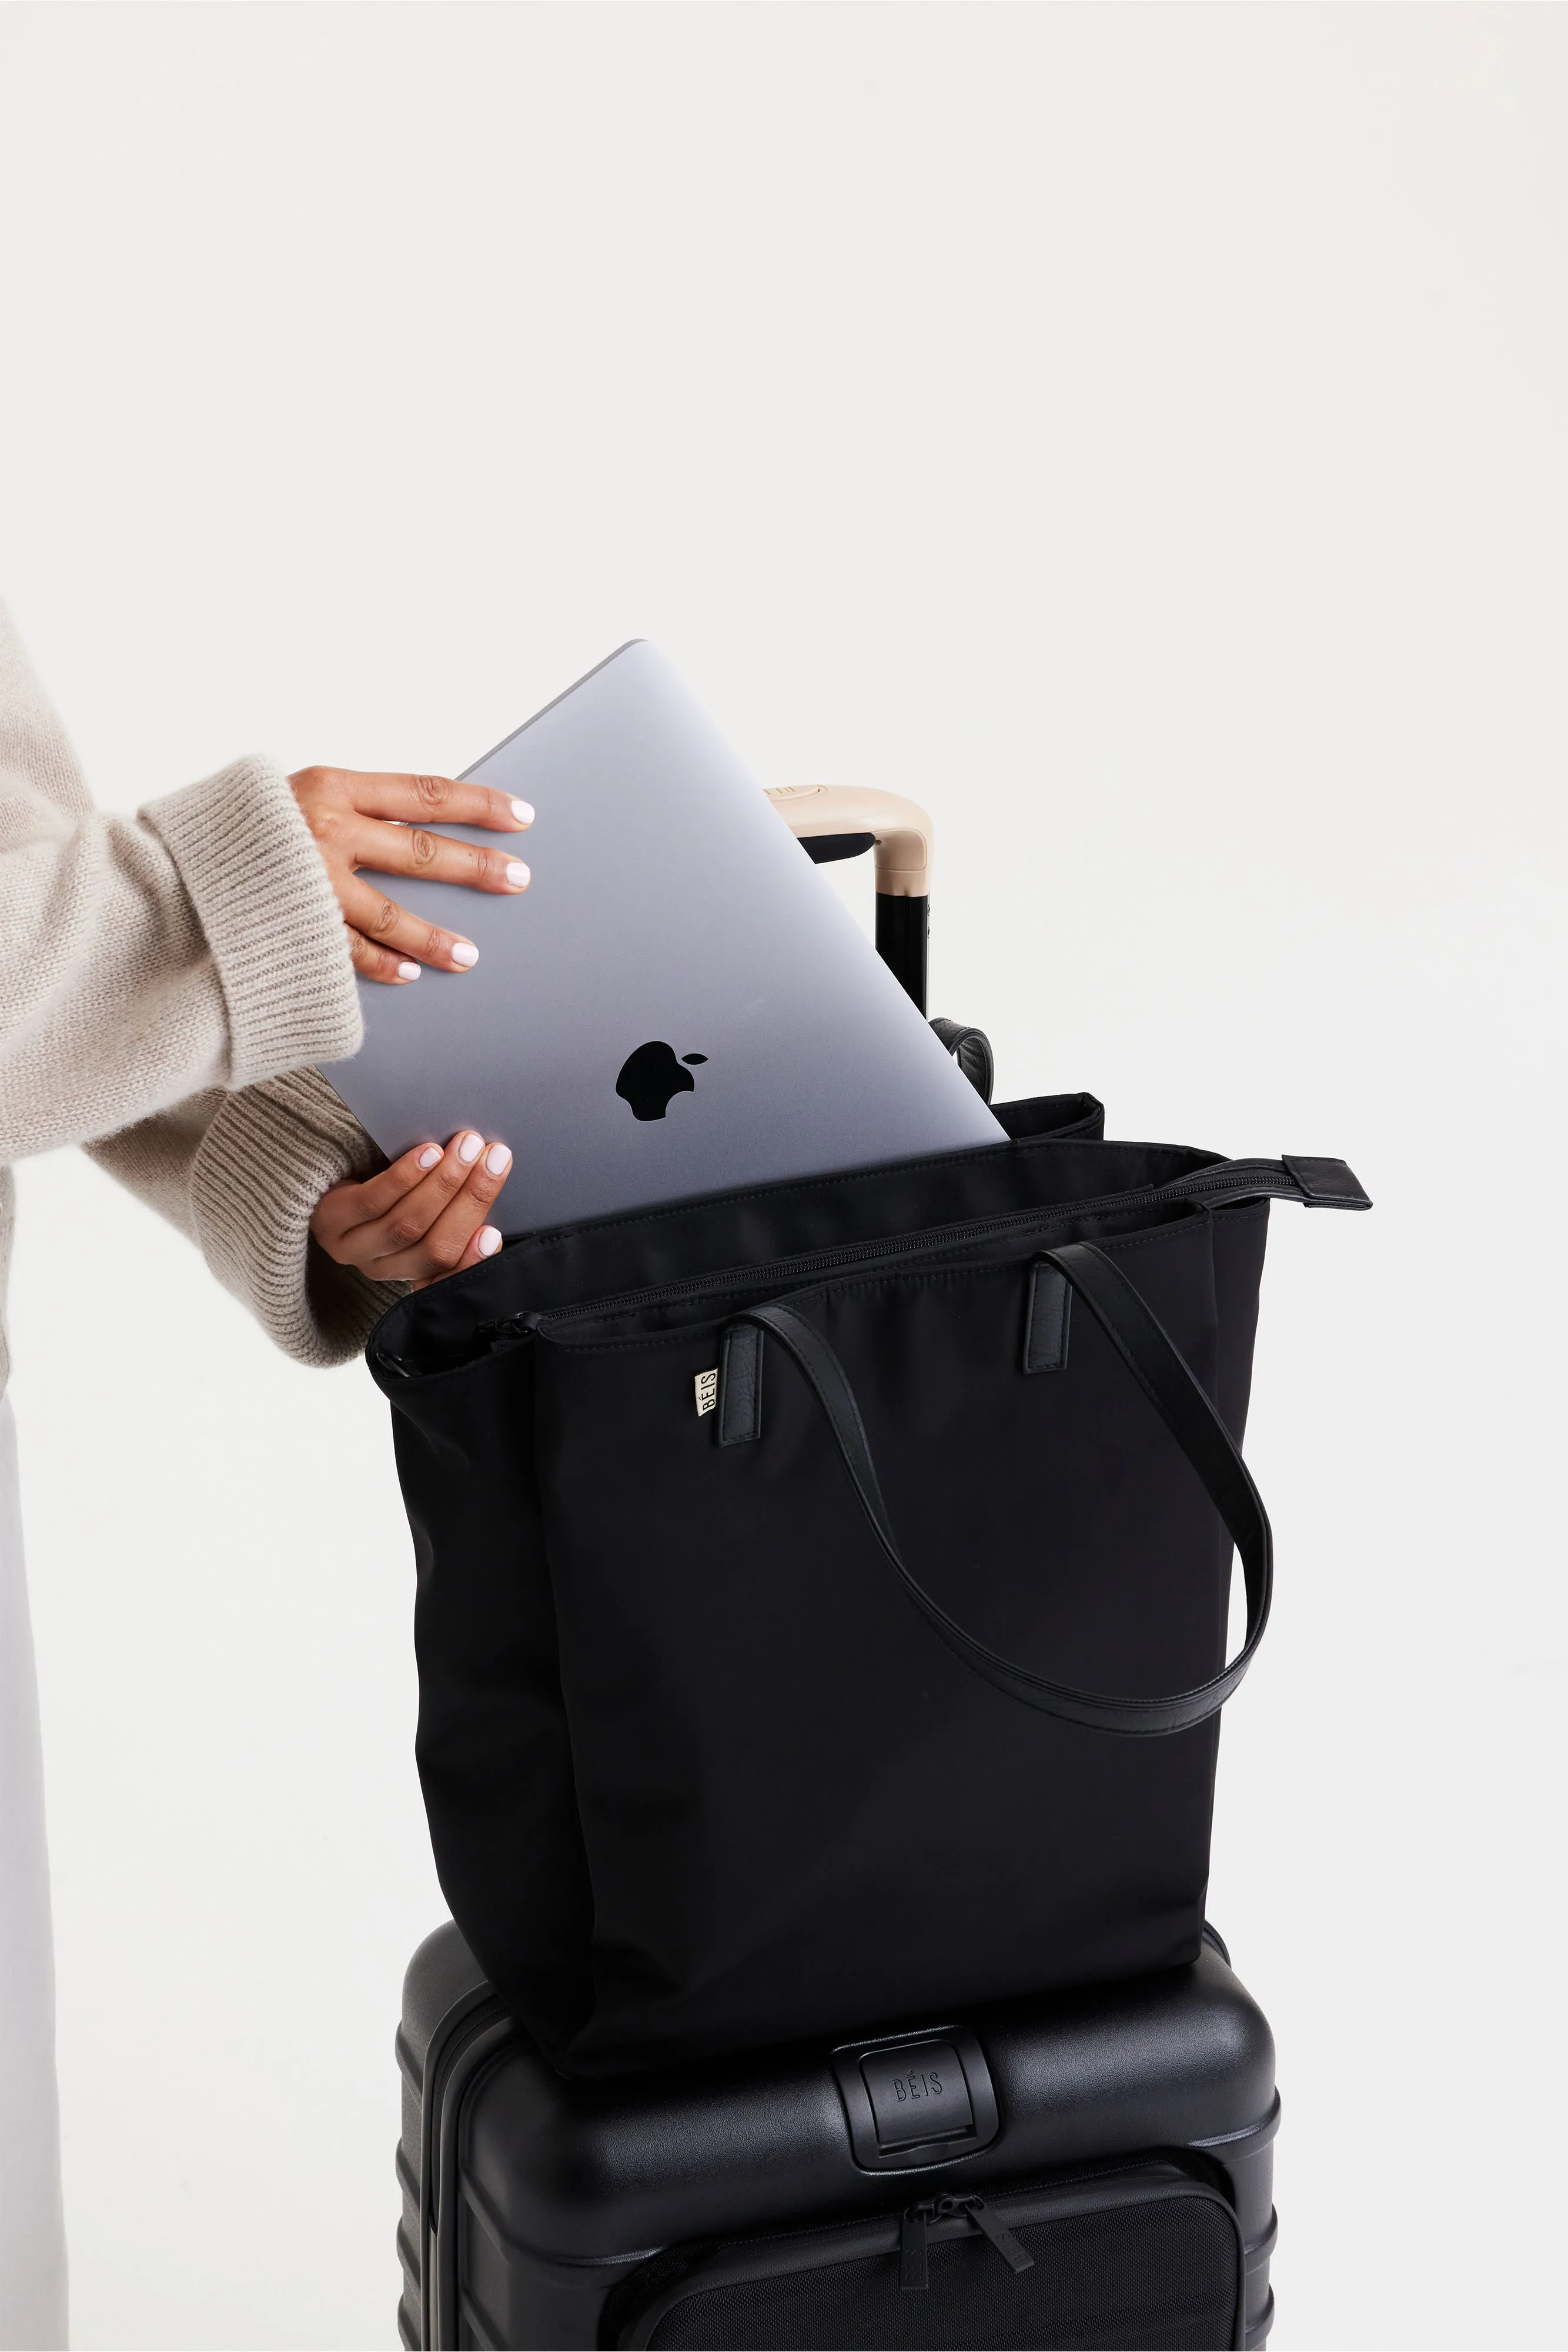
[[899, 2193, 1035, 2293], [603, 2158, 1246, 2350]]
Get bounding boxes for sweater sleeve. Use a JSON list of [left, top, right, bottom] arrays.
[[0, 618, 363, 1162], [86, 1067, 405, 1367]]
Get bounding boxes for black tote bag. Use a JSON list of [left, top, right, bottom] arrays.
[[369, 1093, 1368, 2076]]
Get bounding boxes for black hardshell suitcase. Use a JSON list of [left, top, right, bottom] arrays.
[[396, 1920, 1277, 2351]]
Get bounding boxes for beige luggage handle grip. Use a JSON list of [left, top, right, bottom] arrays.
[[764, 786, 932, 900]]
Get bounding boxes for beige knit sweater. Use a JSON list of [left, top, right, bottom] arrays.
[[0, 601, 400, 1399]]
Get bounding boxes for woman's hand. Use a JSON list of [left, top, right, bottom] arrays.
[[289, 766, 534, 984], [310, 1130, 513, 1287]]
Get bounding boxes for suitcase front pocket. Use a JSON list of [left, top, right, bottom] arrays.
[[604, 2161, 1248, 2351]]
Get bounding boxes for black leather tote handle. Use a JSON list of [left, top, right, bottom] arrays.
[[731, 1242, 1272, 1736]]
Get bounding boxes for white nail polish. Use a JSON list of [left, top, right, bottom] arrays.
[[510, 799, 534, 826], [505, 861, 530, 889], [477, 1227, 502, 1257], [397, 961, 422, 980], [417, 1145, 442, 1170], [485, 1143, 511, 1175], [451, 941, 479, 968], [458, 1132, 483, 1164]]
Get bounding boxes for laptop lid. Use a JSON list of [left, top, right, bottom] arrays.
[[320, 642, 1003, 1234]]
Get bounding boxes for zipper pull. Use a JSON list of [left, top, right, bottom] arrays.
[[941, 2194, 1036, 2275], [477, 1311, 541, 1341], [900, 2201, 937, 2293]]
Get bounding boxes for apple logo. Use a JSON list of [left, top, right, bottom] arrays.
[[616, 1041, 708, 1121]]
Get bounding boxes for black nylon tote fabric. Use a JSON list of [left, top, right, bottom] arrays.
[[368, 1095, 1366, 2076]]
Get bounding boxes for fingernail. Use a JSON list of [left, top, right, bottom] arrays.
[[397, 961, 422, 981], [476, 1226, 502, 1257], [484, 1143, 511, 1175], [504, 861, 530, 889], [417, 1145, 442, 1170], [510, 799, 534, 826], [457, 1131, 483, 1164], [451, 941, 479, 968]]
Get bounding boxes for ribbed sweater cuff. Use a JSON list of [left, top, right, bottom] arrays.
[[190, 1068, 404, 1367], [143, 755, 363, 1088]]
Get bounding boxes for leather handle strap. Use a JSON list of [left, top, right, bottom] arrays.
[[732, 1242, 1272, 1736]]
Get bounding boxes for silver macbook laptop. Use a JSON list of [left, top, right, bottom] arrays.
[[320, 642, 1004, 1233]]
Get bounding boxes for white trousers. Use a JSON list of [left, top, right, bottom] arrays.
[[0, 1399, 68, 2350]]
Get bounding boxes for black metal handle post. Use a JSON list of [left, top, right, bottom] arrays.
[[777, 789, 933, 1013], [875, 893, 928, 1013]]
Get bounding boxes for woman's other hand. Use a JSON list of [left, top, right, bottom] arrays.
[[289, 766, 533, 984], [310, 1131, 513, 1287]]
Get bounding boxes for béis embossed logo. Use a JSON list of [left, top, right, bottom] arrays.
[[614, 1041, 708, 1121]]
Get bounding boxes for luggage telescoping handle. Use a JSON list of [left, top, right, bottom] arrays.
[[717, 1241, 1272, 1736], [767, 785, 932, 1013]]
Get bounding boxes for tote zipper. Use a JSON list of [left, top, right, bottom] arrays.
[[492, 1158, 1326, 1347]]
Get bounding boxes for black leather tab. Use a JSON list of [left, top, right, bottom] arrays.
[[1022, 1260, 1071, 1374], [717, 1322, 763, 1446], [1282, 1155, 1372, 1209]]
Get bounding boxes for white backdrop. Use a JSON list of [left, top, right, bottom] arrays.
[[2, 6, 1564, 2346]]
